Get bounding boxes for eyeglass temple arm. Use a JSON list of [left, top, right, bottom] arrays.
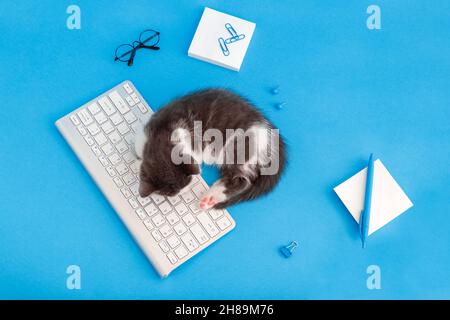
[[127, 48, 137, 66]]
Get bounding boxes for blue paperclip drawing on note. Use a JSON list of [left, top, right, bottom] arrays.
[[218, 23, 246, 56]]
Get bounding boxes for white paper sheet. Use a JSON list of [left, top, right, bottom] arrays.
[[188, 7, 256, 71], [334, 159, 413, 235]]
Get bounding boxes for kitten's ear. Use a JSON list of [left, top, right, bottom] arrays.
[[179, 162, 200, 176], [139, 181, 155, 197]]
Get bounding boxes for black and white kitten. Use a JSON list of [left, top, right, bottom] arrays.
[[134, 89, 286, 209]]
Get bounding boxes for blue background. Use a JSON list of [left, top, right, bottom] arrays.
[[0, 0, 449, 299]]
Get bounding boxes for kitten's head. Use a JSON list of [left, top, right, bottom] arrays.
[[138, 145, 199, 197]]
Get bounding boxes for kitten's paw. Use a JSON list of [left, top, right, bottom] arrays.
[[199, 183, 227, 209], [135, 159, 142, 174], [199, 195, 217, 210], [134, 126, 147, 159]]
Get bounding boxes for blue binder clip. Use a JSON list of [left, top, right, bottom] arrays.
[[280, 241, 298, 258]]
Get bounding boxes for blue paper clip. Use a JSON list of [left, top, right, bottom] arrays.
[[225, 23, 238, 37], [280, 241, 298, 258], [225, 34, 246, 44], [218, 23, 246, 56], [218, 37, 230, 56]]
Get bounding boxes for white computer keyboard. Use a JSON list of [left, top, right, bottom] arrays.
[[55, 81, 235, 278]]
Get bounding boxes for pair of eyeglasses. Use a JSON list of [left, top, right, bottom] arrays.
[[114, 29, 160, 66]]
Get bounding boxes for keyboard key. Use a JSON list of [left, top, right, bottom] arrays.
[[128, 198, 139, 209], [131, 122, 143, 134], [174, 245, 188, 259], [130, 162, 139, 174], [135, 208, 146, 220], [182, 213, 196, 227], [129, 183, 139, 196], [94, 133, 107, 145], [98, 96, 116, 116], [108, 153, 121, 166], [191, 176, 199, 183], [189, 202, 201, 214], [124, 112, 137, 124], [167, 195, 181, 205], [152, 214, 165, 227], [166, 212, 180, 225], [216, 216, 232, 230], [113, 177, 123, 187], [159, 224, 173, 237], [110, 113, 123, 126], [175, 203, 189, 216], [70, 114, 80, 125], [84, 135, 95, 146], [181, 191, 195, 204], [116, 163, 129, 175], [109, 91, 130, 114], [125, 95, 136, 106], [94, 111, 107, 124], [174, 222, 188, 236], [98, 155, 109, 166], [137, 102, 148, 114], [197, 212, 219, 237], [192, 183, 207, 199], [77, 109, 93, 125], [121, 187, 132, 198], [167, 252, 178, 264], [159, 240, 170, 253], [88, 102, 101, 115], [123, 152, 135, 164], [190, 223, 209, 244], [92, 145, 101, 156], [140, 112, 152, 124], [124, 133, 135, 145], [101, 143, 114, 155], [123, 83, 133, 94], [77, 125, 87, 135], [144, 203, 159, 216], [159, 201, 172, 214], [131, 93, 140, 104], [106, 166, 116, 177], [143, 218, 153, 230], [181, 233, 198, 252], [151, 229, 162, 242], [87, 123, 100, 135], [137, 196, 151, 206], [122, 173, 136, 185], [209, 209, 224, 220], [150, 194, 165, 205], [101, 121, 114, 134], [167, 235, 180, 249], [115, 141, 128, 154], [108, 131, 121, 144], [117, 122, 130, 135]]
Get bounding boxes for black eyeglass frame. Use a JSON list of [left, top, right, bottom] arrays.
[[114, 29, 160, 66]]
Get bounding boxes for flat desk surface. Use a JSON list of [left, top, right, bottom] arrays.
[[1, 0, 449, 299]]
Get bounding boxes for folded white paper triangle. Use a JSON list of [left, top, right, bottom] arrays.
[[334, 159, 413, 235]]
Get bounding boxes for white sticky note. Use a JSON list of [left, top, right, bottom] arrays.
[[188, 7, 256, 71], [334, 159, 413, 235]]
